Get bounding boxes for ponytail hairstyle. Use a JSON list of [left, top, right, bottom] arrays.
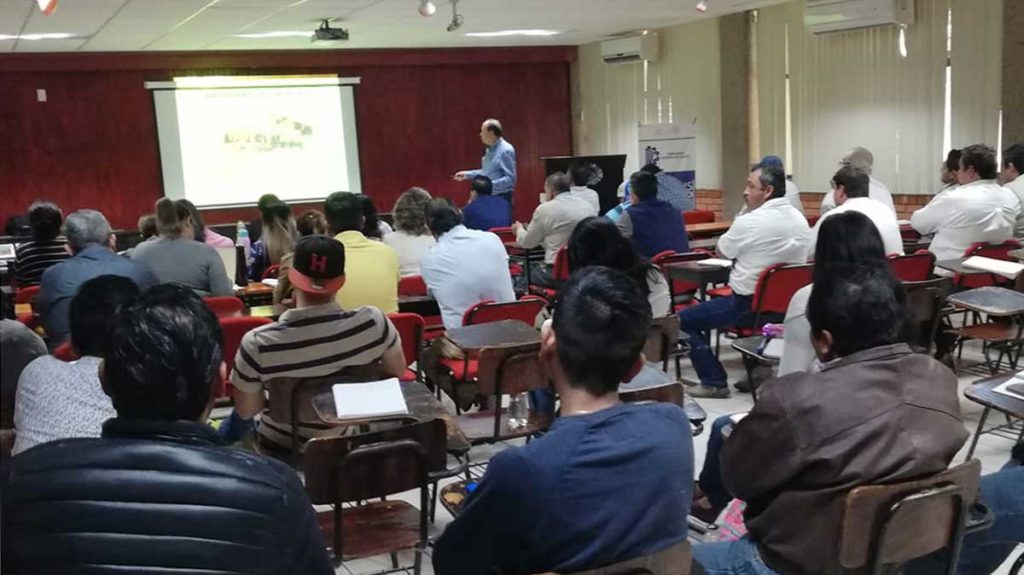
[[259, 200, 297, 265], [154, 198, 185, 238]]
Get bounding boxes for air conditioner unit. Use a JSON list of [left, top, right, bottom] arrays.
[[805, 0, 914, 34], [600, 33, 659, 65]]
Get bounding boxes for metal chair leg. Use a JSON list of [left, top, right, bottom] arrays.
[[965, 407, 990, 461]]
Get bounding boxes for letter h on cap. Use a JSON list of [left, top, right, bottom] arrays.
[[309, 253, 328, 273]]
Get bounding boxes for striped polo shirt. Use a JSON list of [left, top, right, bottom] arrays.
[[231, 302, 400, 449], [12, 239, 69, 286]]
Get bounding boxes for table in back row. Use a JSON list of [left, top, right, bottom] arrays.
[[962, 373, 1024, 460], [662, 261, 731, 301], [686, 221, 733, 239]]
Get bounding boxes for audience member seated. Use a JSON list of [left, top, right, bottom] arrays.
[[908, 441, 1024, 575], [248, 192, 281, 241], [512, 172, 593, 288], [11, 201, 68, 287], [138, 213, 158, 240], [359, 193, 392, 239], [0, 284, 333, 574], [1, 292, 46, 430], [692, 265, 967, 575], [132, 198, 233, 296], [249, 199, 297, 281], [567, 162, 601, 214], [938, 148, 962, 196], [736, 156, 804, 216], [910, 144, 1020, 263], [177, 198, 234, 248], [616, 171, 690, 258], [642, 163, 695, 212], [421, 198, 515, 329], [274, 209, 328, 305], [324, 192, 400, 313], [462, 175, 512, 231], [819, 146, 896, 214], [40, 209, 156, 344], [432, 267, 693, 575], [568, 216, 671, 317], [694, 212, 893, 523], [808, 164, 903, 256], [1000, 143, 1024, 238], [383, 187, 436, 277], [679, 165, 809, 398], [13, 275, 136, 454], [226, 235, 406, 449]]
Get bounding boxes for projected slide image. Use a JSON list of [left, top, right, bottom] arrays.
[[223, 116, 313, 151]]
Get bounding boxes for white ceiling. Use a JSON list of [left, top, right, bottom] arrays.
[[0, 0, 787, 53]]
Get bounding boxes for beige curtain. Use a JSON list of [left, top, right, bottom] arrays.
[[949, 0, 1003, 149]]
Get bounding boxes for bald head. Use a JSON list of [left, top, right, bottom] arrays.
[[480, 118, 503, 146], [843, 147, 875, 175]]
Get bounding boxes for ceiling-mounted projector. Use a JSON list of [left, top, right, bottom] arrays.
[[313, 19, 349, 41]]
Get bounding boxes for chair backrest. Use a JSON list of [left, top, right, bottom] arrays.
[[682, 210, 715, 226], [958, 240, 1022, 288], [398, 275, 428, 297], [839, 459, 981, 571], [652, 250, 711, 297], [388, 312, 425, 369], [219, 316, 273, 391], [204, 296, 245, 318], [463, 296, 547, 327], [619, 381, 685, 408], [302, 418, 447, 505], [14, 285, 40, 305], [261, 264, 281, 281], [889, 252, 936, 282], [475, 341, 547, 397], [551, 246, 571, 282], [902, 277, 951, 354], [52, 341, 79, 362], [643, 315, 681, 367], [264, 364, 387, 427], [752, 263, 813, 319], [539, 539, 694, 575], [489, 226, 516, 244]]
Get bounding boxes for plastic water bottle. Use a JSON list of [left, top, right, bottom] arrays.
[[507, 392, 529, 429], [235, 221, 251, 260]]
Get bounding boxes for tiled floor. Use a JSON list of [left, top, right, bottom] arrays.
[[337, 339, 1023, 575]]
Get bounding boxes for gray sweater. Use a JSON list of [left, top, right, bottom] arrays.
[[131, 237, 233, 296]]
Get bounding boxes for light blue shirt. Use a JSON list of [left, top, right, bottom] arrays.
[[420, 225, 516, 329], [467, 137, 517, 196]]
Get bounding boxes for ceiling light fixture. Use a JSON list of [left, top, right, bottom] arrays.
[[465, 29, 562, 38], [695, 0, 708, 13], [0, 32, 75, 41], [418, 0, 436, 17], [447, 0, 464, 32], [234, 31, 311, 39], [898, 24, 908, 58]]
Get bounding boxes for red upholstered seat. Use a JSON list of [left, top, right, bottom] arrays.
[[388, 312, 425, 382], [462, 296, 547, 327], [528, 247, 569, 298], [53, 341, 79, 362], [219, 316, 274, 398], [682, 210, 716, 226], [438, 358, 480, 381], [204, 296, 245, 318], [707, 286, 733, 298], [888, 251, 935, 282], [14, 285, 40, 305], [720, 262, 812, 341], [261, 264, 281, 281], [956, 240, 1020, 289], [398, 275, 428, 297], [488, 226, 516, 244]]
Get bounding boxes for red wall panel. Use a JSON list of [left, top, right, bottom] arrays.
[[0, 48, 574, 230]]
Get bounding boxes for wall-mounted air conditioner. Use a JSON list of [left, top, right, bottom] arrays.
[[601, 33, 659, 65], [805, 0, 914, 34]]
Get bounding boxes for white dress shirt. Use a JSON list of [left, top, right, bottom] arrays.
[[516, 193, 594, 264], [808, 197, 904, 258], [567, 186, 601, 215], [718, 197, 811, 296], [910, 179, 1020, 262], [736, 180, 804, 217], [819, 176, 895, 215], [778, 284, 817, 377], [383, 230, 436, 277], [420, 225, 516, 329], [1004, 174, 1024, 238]]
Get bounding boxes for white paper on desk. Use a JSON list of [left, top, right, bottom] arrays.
[[962, 256, 1024, 279], [993, 380, 1024, 401], [261, 278, 279, 287], [897, 219, 912, 226], [762, 338, 785, 359], [332, 379, 409, 420], [696, 258, 733, 268]]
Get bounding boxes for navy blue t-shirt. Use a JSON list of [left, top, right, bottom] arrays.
[[432, 402, 694, 575], [462, 195, 511, 231]]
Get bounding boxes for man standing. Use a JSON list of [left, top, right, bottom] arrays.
[[808, 165, 903, 257], [454, 118, 517, 206], [679, 165, 810, 398], [999, 143, 1024, 238], [819, 147, 896, 214]]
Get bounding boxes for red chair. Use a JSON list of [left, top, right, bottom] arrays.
[[652, 250, 711, 312], [956, 240, 1021, 289], [388, 312, 425, 382], [528, 246, 569, 299], [398, 275, 428, 297], [889, 251, 936, 282], [218, 316, 273, 398], [488, 226, 516, 244], [261, 264, 281, 281], [14, 285, 41, 329], [204, 296, 245, 318], [53, 341, 79, 362], [719, 262, 813, 341], [682, 210, 715, 226]]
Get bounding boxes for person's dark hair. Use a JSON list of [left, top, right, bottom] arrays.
[[174, 199, 207, 242], [296, 209, 328, 237], [471, 175, 493, 196], [357, 194, 384, 239], [5, 215, 31, 237], [154, 198, 191, 238], [640, 163, 662, 175], [424, 198, 462, 237], [393, 188, 432, 235], [1, 290, 14, 320], [324, 192, 365, 234], [630, 171, 659, 202], [553, 266, 651, 395], [960, 144, 999, 180], [546, 172, 571, 195], [1003, 144, 1024, 174], [27, 201, 63, 242], [831, 165, 870, 199], [70, 275, 140, 357], [758, 165, 787, 199], [945, 149, 963, 173], [137, 214, 157, 240], [257, 194, 281, 213], [104, 284, 223, 421], [813, 211, 888, 280], [569, 163, 594, 187], [807, 265, 907, 359], [568, 216, 656, 299]]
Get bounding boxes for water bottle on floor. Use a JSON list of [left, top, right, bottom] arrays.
[[507, 392, 529, 429]]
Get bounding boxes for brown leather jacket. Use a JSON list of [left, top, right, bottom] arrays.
[[722, 343, 968, 575]]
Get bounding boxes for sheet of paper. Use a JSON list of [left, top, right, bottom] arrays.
[[261, 278, 279, 287], [332, 378, 409, 420], [696, 258, 733, 268], [993, 380, 1024, 402], [962, 256, 1024, 279]]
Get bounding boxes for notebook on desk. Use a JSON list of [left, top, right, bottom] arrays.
[[961, 256, 1024, 279], [696, 258, 733, 268], [332, 378, 409, 420]]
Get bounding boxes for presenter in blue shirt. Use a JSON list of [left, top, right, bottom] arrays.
[[454, 118, 517, 206]]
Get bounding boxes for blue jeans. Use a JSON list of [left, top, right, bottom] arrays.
[[699, 415, 735, 511], [905, 460, 1023, 575], [678, 295, 753, 387], [694, 536, 780, 575]]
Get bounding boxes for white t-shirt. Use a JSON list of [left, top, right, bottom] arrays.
[[383, 230, 436, 277], [819, 176, 895, 215], [1004, 174, 1024, 238], [809, 197, 904, 258], [909, 179, 1020, 262], [568, 186, 601, 215]]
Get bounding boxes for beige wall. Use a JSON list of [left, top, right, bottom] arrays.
[[574, 18, 724, 190], [1005, 0, 1024, 145]]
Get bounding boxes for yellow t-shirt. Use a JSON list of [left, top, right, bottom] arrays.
[[334, 231, 400, 313]]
